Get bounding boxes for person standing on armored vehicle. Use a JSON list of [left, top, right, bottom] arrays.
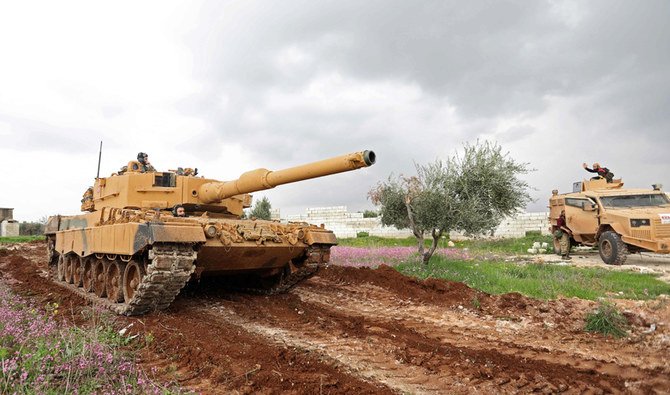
[[582, 162, 614, 183]]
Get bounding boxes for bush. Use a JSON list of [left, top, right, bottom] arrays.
[[525, 230, 542, 237], [585, 302, 629, 338], [356, 231, 370, 238], [362, 210, 378, 218], [249, 196, 272, 220], [19, 222, 44, 236]]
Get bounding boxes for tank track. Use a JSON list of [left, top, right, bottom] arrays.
[[50, 243, 196, 316], [258, 244, 330, 295]]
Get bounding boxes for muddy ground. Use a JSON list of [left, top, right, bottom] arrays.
[[1, 242, 669, 394]]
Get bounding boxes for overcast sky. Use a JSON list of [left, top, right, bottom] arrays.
[[1, 0, 669, 222]]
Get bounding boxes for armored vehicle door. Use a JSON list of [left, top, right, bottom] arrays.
[[565, 197, 599, 244]]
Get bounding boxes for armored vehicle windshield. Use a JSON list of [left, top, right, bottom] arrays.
[[599, 193, 670, 208]]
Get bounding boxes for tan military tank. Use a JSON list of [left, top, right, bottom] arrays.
[[45, 150, 376, 315]]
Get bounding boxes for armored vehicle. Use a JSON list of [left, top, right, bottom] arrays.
[[549, 178, 670, 265], [45, 150, 376, 315]]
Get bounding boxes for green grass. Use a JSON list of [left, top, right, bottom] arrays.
[[338, 234, 554, 254], [0, 236, 43, 244], [454, 234, 554, 254], [585, 302, 630, 338], [395, 256, 670, 300]]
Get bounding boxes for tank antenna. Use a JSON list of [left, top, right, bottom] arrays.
[[96, 141, 103, 179]]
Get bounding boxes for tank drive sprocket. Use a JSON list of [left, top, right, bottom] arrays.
[[260, 244, 330, 294]]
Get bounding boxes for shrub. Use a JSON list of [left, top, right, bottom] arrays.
[[356, 231, 370, 238], [585, 302, 629, 338], [362, 210, 378, 218], [19, 222, 44, 236]]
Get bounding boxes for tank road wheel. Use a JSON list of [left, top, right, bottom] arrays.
[[82, 257, 94, 292], [57, 254, 65, 281], [123, 260, 146, 303], [93, 260, 108, 298], [72, 256, 84, 287], [105, 261, 126, 303], [64, 255, 76, 284], [599, 231, 629, 265]]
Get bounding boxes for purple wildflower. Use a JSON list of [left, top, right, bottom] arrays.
[[330, 246, 470, 268]]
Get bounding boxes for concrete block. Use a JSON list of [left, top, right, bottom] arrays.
[[0, 220, 19, 237]]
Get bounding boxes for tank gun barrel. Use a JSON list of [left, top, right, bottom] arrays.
[[199, 150, 376, 204]]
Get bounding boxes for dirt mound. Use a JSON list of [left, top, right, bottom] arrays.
[[319, 264, 483, 307]]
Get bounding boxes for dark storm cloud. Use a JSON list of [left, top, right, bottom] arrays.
[[178, 0, 670, 212]]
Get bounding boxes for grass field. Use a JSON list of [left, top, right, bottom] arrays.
[[338, 234, 554, 254], [333, 234, 669, 301], [0, 236, 43, 244], [395, 256, 670, 300]]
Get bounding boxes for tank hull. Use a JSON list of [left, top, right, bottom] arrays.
[[45, 209, 337, 315]]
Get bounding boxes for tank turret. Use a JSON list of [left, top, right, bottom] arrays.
[[85, 150, 376, 217]]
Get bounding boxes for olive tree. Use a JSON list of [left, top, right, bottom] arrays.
[[369, 141, 533, 264], [249, 196, 273, 220]]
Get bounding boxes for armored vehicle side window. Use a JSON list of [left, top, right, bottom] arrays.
[[565, 198, 590, 208], [153, 172, 176, 188], [600, 194, 670, 208]]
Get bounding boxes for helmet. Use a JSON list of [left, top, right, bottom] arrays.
[[137, 152, 148, 163]]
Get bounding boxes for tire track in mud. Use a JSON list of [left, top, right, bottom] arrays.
[[200, 303, 472, 394], [198, 284, 651, 394], [296, 277, 669, 380]]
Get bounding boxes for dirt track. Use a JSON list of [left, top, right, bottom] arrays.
[[1, 242, 669, 394]]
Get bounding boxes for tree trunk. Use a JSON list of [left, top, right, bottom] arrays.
[[422, 228, 443, 265], [404, 198, 425, 258]]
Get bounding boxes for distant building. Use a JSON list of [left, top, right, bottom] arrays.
[[0, 207, 19, 237]]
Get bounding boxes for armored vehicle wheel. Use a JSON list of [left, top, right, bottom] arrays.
[[123, 260, 146, 303], [57, 255, 65, 281], [64, 255, 76, 284], [82, 257, 94, 292], [72, 256, 84, 287], [93, 260, 108, 298], [599, 231, 628, 265], [106, 261, 126, 303]]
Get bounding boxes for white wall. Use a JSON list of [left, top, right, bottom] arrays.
[[281, 206, 550, 239], [0, 220, 19, 237]]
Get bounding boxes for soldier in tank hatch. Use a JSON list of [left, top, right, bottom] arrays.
[[172, 204, 187, 217], [132, 152, 156, 173]]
